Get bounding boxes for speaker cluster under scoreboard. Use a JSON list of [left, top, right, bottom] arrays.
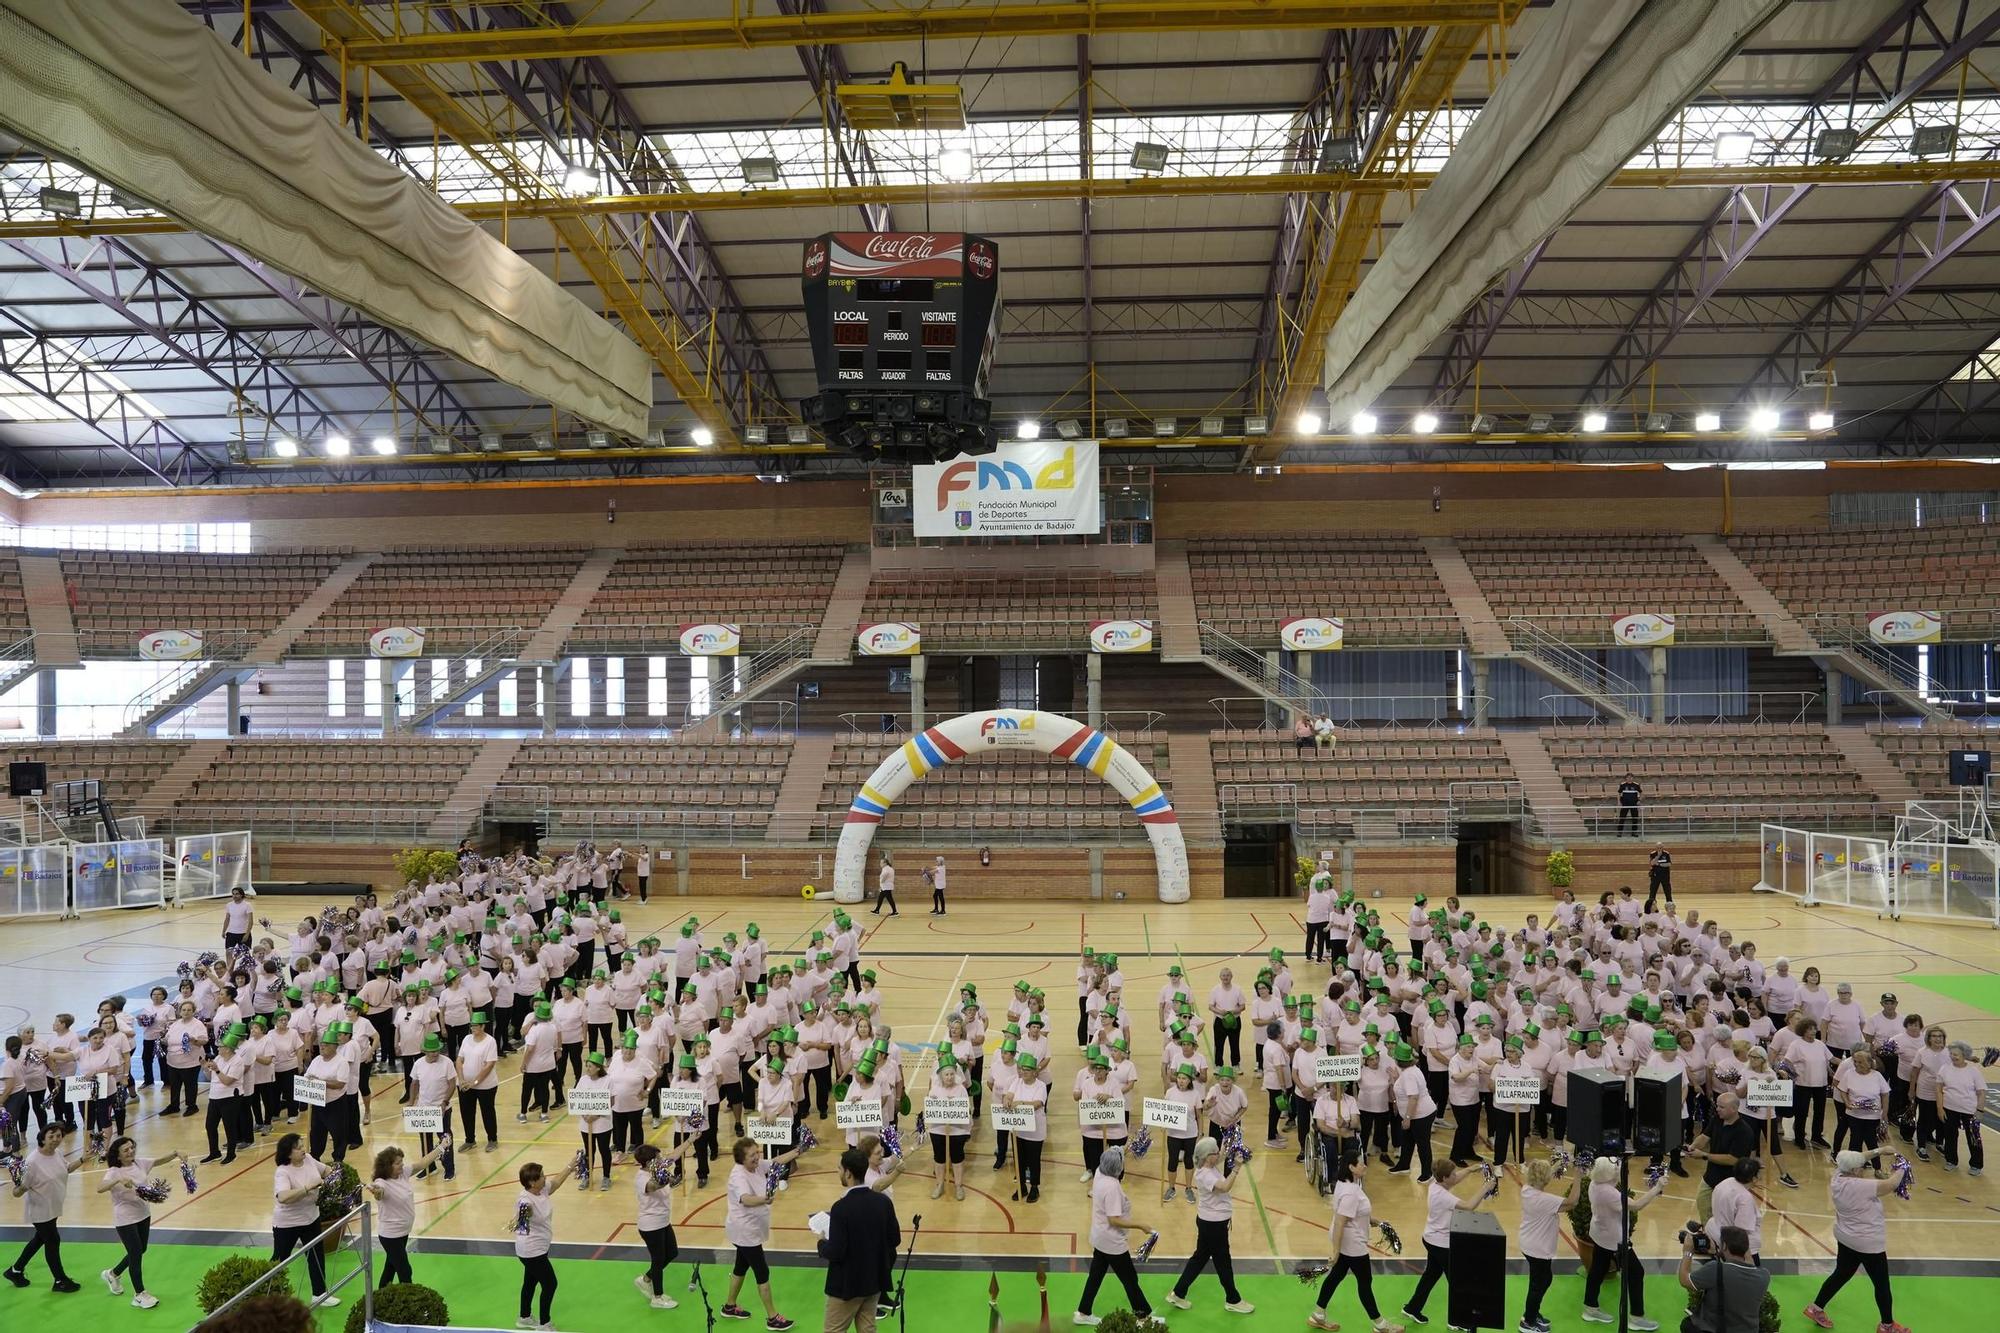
[[801, 232, 1002, 462]]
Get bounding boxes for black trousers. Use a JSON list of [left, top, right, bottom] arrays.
[[1173, 1216, 1241, 1304], [1014, 1137, 1043, 1196], [111, 1218, 149, 1292], [1213, 1023, 1241, 1069], [1406, 1241, 1449, 1315], [1940, 1108, 1985, 1169], [1794, 1086, 1829, 1143], [1812, 1244, 1893, 1322], [1078, 1247, 1149, 1318], [932, 888, 946, 914], [9, 1219, 67, 1282], [273, 1222, 327, 1296], [1315, 1253, 1379, 1319], [642, 1224, 678, 1297], [1617, 806, 1640, 836], [1584, 1243, 1645, 1316], [518, 1254, 557, 1323], [379, 1234, 412, 1285], [460, 1087, 498, 1145], [1523, 1255, 1553, 1323], [1394, 1112, 1436, 1178], [1449, 1102, 1481, 1163], [1305, 921, 1327, 961], [872, 889, 898, 915]]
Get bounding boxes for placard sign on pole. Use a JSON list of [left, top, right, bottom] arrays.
[[1079, 1097, 1128, 1128], [66, 1073, 110, 1104], [747, 1118, 794, 1146], [991, 1105, 1035, 1133], [1142, 1097, 1194, 1135], [1744, 1076, 1793, 1109], [1316, 1054, 1363, 1084], [293, 1075, 328, 1108], [836, 1100, 885, 1131], [656, 1088, 703, 1120], [923, 1096, 972, 1127], [402, 1106, 446, 1134], [1494, 1074, 1543, 1108], [566, 1090, 612, 1117]]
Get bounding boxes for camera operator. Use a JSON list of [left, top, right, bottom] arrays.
[[1678, 1224, 1768, 1333]]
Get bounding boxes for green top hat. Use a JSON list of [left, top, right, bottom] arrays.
[[422, 1033, 442, 1052]]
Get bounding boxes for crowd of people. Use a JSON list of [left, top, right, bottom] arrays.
[[0, 846, 1987, 1333]]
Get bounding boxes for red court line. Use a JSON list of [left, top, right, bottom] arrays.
[[1080, 913, 1087, 955]]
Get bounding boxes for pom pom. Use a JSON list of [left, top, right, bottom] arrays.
[[513, 1202, 534, 1236], [136, 1012, 156, 1030], [1295, 1263, 1332, 1285], [1645, 1162, 1668, 1188], [880, 1124, 902, 1160], [1892, 1154, 1914, 1200], [573, 1148, 589, 1190], [180, 1160, 198, 1194], [135, 1178, 172, 1204], [1131, 1123, 1153, 1159], [1133, 1229, 1161, 1263], [1377, 1221, 1404, 1255], [1984, 1046, 2000, 1069], [687, 1106, 708, 1135], [0, 1155, 23, 1190], [797, 1123, 820, 1154], [1221, 1123, 1252, 1171], [914, 1110, 927, 1138]]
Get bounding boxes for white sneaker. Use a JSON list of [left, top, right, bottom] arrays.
[[1166, 1294, 1192, 1310], [313, 1294, 341, 1309], [101, 1268, 123, 1295], [1630, 1320, 1660, 1332], [635, 1276, 652, 1298], [1073, 1316, 1101, 1328], [1078, 1171, 1093, 1183], [131, 1294, 158, 1310], [1582, 1309, 1613, 1325], [517, 1320, 538, 1330], [651, 1296, 679, 1310], [1225, 1302, 1256, 1315]]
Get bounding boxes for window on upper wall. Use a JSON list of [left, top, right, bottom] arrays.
[[647, 656, 670, 717], [605, 657, 626, 717], [327, 660, 346, 718]]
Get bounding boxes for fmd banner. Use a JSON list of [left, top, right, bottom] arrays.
[[914, 440, 1100, 537]]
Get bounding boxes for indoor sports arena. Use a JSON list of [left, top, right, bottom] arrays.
[[1, 2, 1999, 1332]]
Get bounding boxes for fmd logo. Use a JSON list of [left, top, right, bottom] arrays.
[[677, 623, 741, 657], [1089, 620, 1155, 654], [934, 445, 1078, 509], [980, 714, 1033, 737], [856, 622, 921, 657]]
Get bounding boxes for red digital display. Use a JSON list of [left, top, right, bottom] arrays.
[[921, 324, 957, 347], [833, 322, 869, 347]]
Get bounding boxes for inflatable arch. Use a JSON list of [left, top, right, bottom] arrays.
[[832, 709, 1190, 903]]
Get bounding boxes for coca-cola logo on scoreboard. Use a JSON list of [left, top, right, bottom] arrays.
[[828, 232, 966, 278], [803, 238, 826, 278], [968, 240, 996, 280]]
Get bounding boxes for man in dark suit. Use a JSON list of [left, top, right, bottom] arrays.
[[819, 1147, 901, 1333]]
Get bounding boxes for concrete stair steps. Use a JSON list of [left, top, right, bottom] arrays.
[[424, 737, 527, 841], [18, 553, 79, 665], [766, 731, 840, 842], [1495, 730, 1589, 841]]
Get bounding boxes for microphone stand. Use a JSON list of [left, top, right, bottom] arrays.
[[879, 1212, 921, 1332], [688, 1260, 716, 1333]]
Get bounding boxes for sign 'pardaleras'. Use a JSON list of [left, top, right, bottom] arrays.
[[832, 709, 1188, 903]]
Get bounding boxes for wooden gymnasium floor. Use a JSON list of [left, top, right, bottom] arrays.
[[3, 890, 1999, 1328]]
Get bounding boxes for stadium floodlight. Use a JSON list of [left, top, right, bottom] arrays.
[[1154, 418, 1177, 438], [1319, 134, 1360, 172], [1411, 411, 1439, 435], [1469, 413, 1496, 433], [38, 188, 81, 218], [787, 425, 812, 445], [1244, 414, 1269, 436], [1814, 127, 1859, 160], [369, 435, 397, 456], [691, 426, 716, 447], [324, 434, 351, 457], [1694, 411, 1722, 432], [1911, 124, 1957, 158], [1015, 419, 1041, 440], [744, 425, 770, 444], [1808, 410, 1835, 431], [740, 157, 781, 185], [429, 434, 454, 454], [1056, 419, 1082, 440], [1710, 132, 1755, 165], [1296, 411, 1323, 435], [587, 431, 611, 449], [1644, 413, 1673, 432], [1526, 413, 1554, 432], [1103, 418, 1129, 438], [479, 432, 503, 452], [937, 146, 974, 180], [1199, 416, 1224, 437], [1749, 407, 1781, 433], [1580, 411, 1608, 433], [272, 437, 300, 458], [1349, 411, 1378, 434], [530, 431, 554, 451], [1130, 142, 1171, 173], [563, 165, 601, 195]]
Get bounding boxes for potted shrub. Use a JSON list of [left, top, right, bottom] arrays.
[[196, 1254, 291, 1314], [1685, 1284, 1781, 1333], [1546, 849, 1575, 893], [1095, 1312, 1172, 1333], [346, 1282, 449, 1333], [316, 1159, 362, 1254], [1567, 1191, 1594, 1270]]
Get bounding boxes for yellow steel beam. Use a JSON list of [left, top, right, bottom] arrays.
[[287, 0, 742, 445], [8, 157, 1998, 240], [339, 1, 1509, 65], [1273, 15, 1511, 431]]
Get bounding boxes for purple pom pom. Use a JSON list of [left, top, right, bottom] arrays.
[[180, 1160, 198, 1194]]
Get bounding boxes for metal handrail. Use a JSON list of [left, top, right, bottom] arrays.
[[284, 622, 533, 657], [1804, 617, 1929, 694], [1862, 689, 2000, 721], [835, 709, 1166, 739], [120, 631, 260, 730], [1505, 617, 1649, 716], [1537, 690, 1822, 726], [1197, 614, 1469, 648], [1198, 619, 1321, 712], [1565, 799, 1899, 839], [1208, 694, 1469, 731], [200, 1199, 374, 1327]]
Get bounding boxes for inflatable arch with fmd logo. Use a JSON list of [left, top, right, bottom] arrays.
[[832, 709, 1190, 904]]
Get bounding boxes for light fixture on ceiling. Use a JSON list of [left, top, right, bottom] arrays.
[[1644, 412, 1673, 432], [1349, 411, 1378, 434], [1814, 127, 1858, 160], [1319, 133, 1360, 172], [1129, 142, 1172, 173], [1244, 414, 1269, 436], [1580, 411, 1608, 433], [1470, 413, 1496, 433], [1199, 416, 1224, 437], [369, 435, 397, 456], [1694, 411, 1722, 432], [1296, 411, 1323, 435], [1911, 123, 1958, 157], [1748, 407, 1781, 433], [739, 157, 781, 185], [1526, 413, 1554, 433], [744, 424, 770, 444], [1411, 411, 1439, 435], [272, 438, 299, 458], [108, 187, 152, 213], [1154, 418, 1178, 438], [1253, 464, 1283, 476], [937, 146, 974, 180], [530, 430, 554, 451], [787, 425, 812, 445], [563, 165, 601, 195], [429, 434, 454, 454], [587, 430, 611, 450], [479, 432, 504, 453], [38, 188, 81, 219], [1808, 410, 1835, 431], [1016, 419, 1041, 441], [1103, 418, 1129, 438], [226, 441, 248, 464], [1056, 419, 1082, 440], [324, 434, 351, 457], [691, 426, 715, 447], [1710, 132, 1756, 165]]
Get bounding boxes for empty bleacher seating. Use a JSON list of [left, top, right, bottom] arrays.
[[1459, 534, 1761, 643], [299, 547, 589, 653], [1186, 536, 1460, 646], [172, 739, 481, 833], [861, 571, 1156, 647], [574, 544, 840, 647], [63, 549, 343, 646], [816, 735, 1173, 838], [0, 553, 31, 640], [500, 738, 793, 837], [1542, 724, 1874, 830], [1866, 722, 1999, 797], [1729, 520, 2000, 640], [0, 739, 181, 810], [1209, 728, 1514, 814]]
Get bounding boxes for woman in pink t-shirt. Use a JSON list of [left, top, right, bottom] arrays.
[[1804, 1148, 1908, 1333], [1786, 1019, 1833, 1150], [1517, 1157, 1582, 1331], [1076, 1146, 1154, 1323], [1308, 1148, 1397, 1332]]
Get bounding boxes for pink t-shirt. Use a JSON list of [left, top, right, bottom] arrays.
[[1330, 1180, 1373, 1257], [1518, 1185, 1563, 1260], [1830, 1175, 1886, 1253], [725, 1164, 769, 1247], [1836, 1067, 1888, 1120], [1090, 1173, 1131, 1255]]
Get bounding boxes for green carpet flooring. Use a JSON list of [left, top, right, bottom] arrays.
[[1900, 973, 2000, 1020], [2, 1242, 1993, 1331]]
